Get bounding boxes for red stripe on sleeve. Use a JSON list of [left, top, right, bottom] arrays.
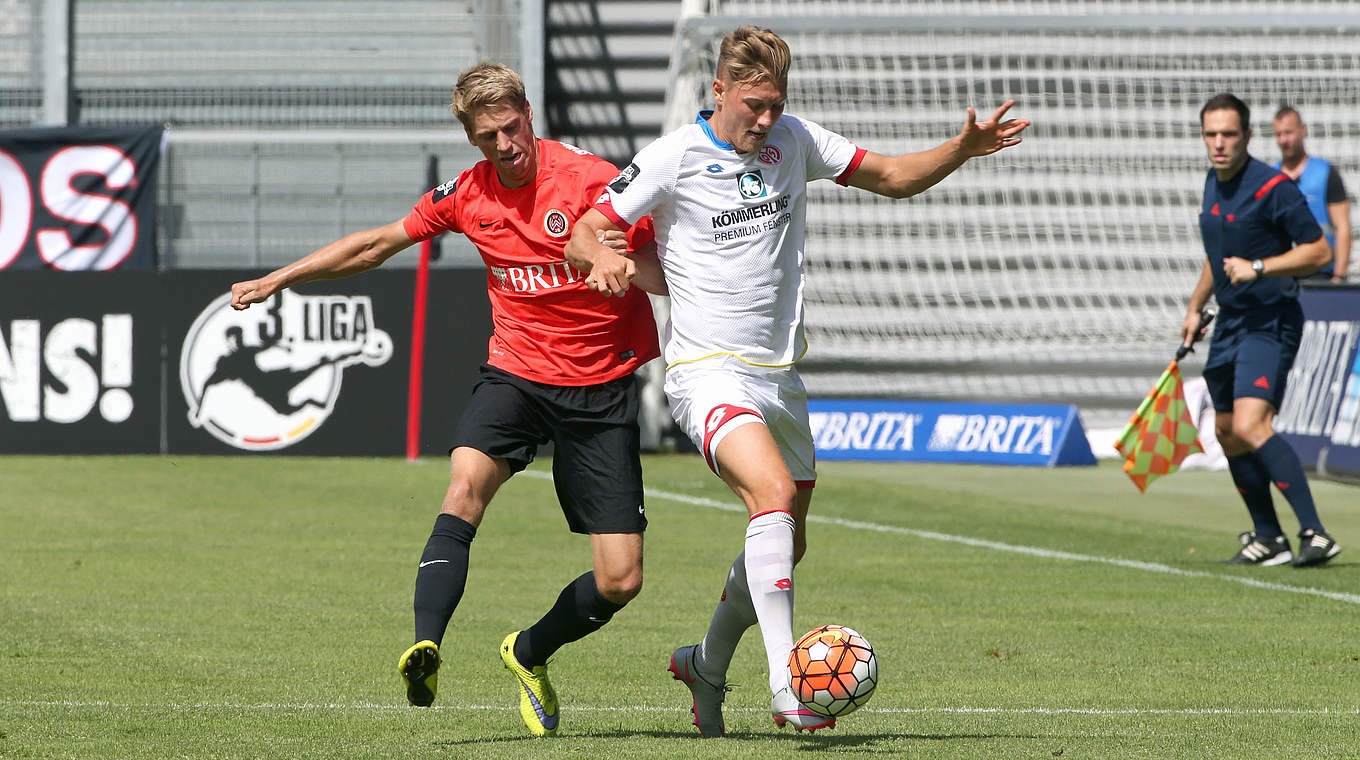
[[592, 196, 633, 231], [1255, 173, 1290, 200], [627, 216, 655, 250], [835, 147, 869, 186]]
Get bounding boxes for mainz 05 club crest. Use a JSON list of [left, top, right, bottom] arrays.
[[180, 291, 393, 451]]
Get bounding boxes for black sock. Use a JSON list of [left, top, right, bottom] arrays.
[[1227, 452, 1282, 537], [1255, 435, 1324, 533], [514, 571, 626, 668], [413, 513, 477, 646]]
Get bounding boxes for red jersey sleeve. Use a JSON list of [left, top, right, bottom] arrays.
[[402, 171, 468, 241]]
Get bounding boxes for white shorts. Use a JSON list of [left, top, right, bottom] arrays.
[[664, 357, 816, 487]]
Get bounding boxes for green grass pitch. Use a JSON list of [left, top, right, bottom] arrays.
[[2, 454, 1357, 759]]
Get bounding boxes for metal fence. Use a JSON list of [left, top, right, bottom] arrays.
[[3, 0, 542, 269]]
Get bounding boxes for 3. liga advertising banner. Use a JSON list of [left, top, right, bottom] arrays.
[[1, 270, 491, 455], [809, 399, 1097, 466], [1276, 283, 1360, 482], [0, 125, 163, 271]]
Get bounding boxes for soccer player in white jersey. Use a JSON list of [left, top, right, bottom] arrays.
[[565, 25, 1029, 737]]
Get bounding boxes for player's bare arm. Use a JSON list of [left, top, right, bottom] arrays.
[[848, 100, 1030, 199], [1182, 260, 1214, 347], [625, 239, 668, 296], [1222, 236, 1331, 285], [565, 208, 637, 296], [1327, 199, 1351, 280], [592, 229, 665, 295], [230, 220, 414, 310]]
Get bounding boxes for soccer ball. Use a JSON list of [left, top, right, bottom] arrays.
[[787, 624, 878, 718]]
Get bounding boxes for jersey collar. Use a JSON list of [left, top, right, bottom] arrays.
[[696, 110, 735, 151]]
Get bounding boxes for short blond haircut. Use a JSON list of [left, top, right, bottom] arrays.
[[716, 26, 790, 88], [450, 62, 528, 131]]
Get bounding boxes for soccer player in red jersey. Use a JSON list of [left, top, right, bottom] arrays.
[[229, 63, 663, 736]]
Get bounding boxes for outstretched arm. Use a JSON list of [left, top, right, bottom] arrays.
[[847, 100, 1030, 199], [231, 220, 415, 310]]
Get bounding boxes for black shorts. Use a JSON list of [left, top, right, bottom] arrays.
[[452, 365, 646, 535], [1202, 303, 1303, 412]]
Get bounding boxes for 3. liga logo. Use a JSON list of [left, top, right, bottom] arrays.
[[180, 291, 392, 451]]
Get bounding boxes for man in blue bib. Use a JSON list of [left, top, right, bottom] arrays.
[[1272, 105, 1351, 283], [1183, 93, 1342, 567]]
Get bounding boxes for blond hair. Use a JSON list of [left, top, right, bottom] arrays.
[[716, 26, 790, 88], [450, 62, 528, 130]]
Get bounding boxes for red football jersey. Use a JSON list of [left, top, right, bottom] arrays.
[[403, 140, 659, 386]]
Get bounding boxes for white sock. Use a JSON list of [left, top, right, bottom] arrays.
[[695, 552, 757, 682], [743, 510, 796, 695]]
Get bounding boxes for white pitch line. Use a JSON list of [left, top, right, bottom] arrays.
[[521, 472, 1360, 606], [4, 699, 1355, 717]]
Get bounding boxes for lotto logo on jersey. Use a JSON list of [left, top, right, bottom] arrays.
[[610, 163, 641, 193], [737, 170, 767, 199]]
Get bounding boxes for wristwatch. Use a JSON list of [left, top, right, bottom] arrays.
[[1251, 259, 1265, 277]]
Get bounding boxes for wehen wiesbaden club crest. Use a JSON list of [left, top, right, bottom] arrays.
[[180, 291, 392, 451]]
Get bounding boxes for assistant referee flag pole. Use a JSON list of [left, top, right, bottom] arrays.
[[406, 154, 439, 461], [1114, 309, 1215, 491]]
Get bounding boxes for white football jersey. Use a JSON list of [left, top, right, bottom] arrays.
[[596, 111, 864, 368]]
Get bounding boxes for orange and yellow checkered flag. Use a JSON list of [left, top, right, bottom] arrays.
[[1114, 360, 1204, 493]]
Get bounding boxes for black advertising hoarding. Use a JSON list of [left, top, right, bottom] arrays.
[[1, 270, 492, 455], [0, 125, 163, 271], [1276, 283, 1360, 482], [165, 272, 412, 455], [417, 270, 499, 455], [0, 272, 164, 453]]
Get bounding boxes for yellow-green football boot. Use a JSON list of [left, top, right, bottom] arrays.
[[499, 631, 559, 736], [397, 640, 440, 707]]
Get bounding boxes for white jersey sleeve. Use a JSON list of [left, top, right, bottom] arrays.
[[784, 114, 863, 184], [596, 134, 682, 229]]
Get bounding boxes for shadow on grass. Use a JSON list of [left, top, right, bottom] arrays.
[[434, 729, 1049, 749], [1188, 558, 1357, 572]]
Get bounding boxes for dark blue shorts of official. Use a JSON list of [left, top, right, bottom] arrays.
[[1202, 302, 1303, 412], [452, 365, 646, 535]]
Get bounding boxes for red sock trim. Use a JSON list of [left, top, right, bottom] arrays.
[[749, 508, 794, 521]]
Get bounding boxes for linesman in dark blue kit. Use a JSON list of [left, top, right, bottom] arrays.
[[1184, 93, 1341, 567]]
